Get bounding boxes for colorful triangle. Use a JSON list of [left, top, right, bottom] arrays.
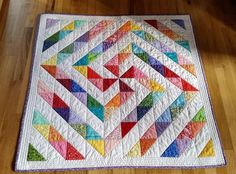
[[27, 144, 46, 161]]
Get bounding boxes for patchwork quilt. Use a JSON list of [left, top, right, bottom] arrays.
[[15, 14, 226, 171]]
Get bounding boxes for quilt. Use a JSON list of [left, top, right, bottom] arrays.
[[15, 14, 226, 171]]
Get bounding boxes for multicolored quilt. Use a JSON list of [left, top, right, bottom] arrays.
[[15, 14, 226, 171]]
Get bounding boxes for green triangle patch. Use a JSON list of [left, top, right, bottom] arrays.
[[71, 124, 87, 138], [60, 43, 74, 54], [192, 107, 206, 122], [74, 20, 86, 28], [27, 144, 46, 161], [176, 40, 190, 51], [139, 93, 153, 107]]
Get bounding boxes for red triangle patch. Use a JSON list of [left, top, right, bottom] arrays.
[[119, 80, 134, 92], [41, 65, 57, 77], [66, 142, 84, 160], [121, 122, 136, 137], [144, 20, 158, 29], [87, 67, 102, 79], [104, 65, 119, 77], [52, 94, 69, 108], [57, 79, 72, 91], [181, 79, 198, 91], [121, 66, 134, 78], [103, 79, 117, 91], [164, 67, 179, 78]]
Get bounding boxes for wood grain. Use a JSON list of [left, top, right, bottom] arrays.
[[0, 0, 235, 173]]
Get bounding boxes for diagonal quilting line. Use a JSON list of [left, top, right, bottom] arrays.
[[126, 90, 200, 157], [122, 43, 199, 156], [41, 20, 114, 66], [103, 75, 150, 136], [42, 20, 87, 52], [181, 125, 211, 157], [40, 20, 199, 156], [130, 41, 198, 91], [153, 93, 203, 156], [40, 65, 105, 126], [104, 60, 168, 155], [144, 20, 191, 52], [102, 42, 172, 135], [64, 36, 134, 106], [108, 85, 180, 156], [106, 42, 198, 156], [131, 23, 196, 76], [40, 66, 103, 133], [177, 117, 209, 158], [30, 123, 64, 161], [122, 87, 182, 157], [44, 19, 72, 39], [104, 48, 174, 135], [35, 85, 105, 157], [61, 21, 133, 98], [132, 20, 192, 60], [31, 109, 85, 160], [37, 80, 107, 156], [73, 21, 132, 67]]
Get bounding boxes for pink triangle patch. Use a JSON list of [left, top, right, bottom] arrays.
[[106, 126, 122, 140], [105, 55, 119, 66], [89, 79, 103, 91], [55, 68, 69, 79], [134, 67, 147, 78], [141, 124, 157, 139], [50, 141, 68, 158], [105, 139, 120, 154], [120, 92, 134, 104]]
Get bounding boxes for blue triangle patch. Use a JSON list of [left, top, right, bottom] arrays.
[[161, 140, 180, 157], [171, 19, 186, 30]]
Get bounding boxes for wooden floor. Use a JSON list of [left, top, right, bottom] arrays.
[[0, 0, 235, 173]]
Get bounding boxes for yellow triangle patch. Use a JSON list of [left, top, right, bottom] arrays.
[[42, 55, 57, 66], [33, 124, 50, 140], [131, 22, 142, 31], [104, 107, 116, 120], [127, 141, 141, 157], [184, 91, 197, 102], [88, 140, 105, 156], [121, 44, 132, 54], [63, 22, 75, 31], [73, 66, 87, 77], [150, 80, 165, 92], [199, 139, 215, 157]]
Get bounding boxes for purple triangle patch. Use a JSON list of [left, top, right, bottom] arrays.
[[73, 92, 87, 105], [46, 19, 60, 29], [176, 137, 191, 154], [155, 121, 171, 137], [123, 109, 137, 122], [68, 111, 84, 124]]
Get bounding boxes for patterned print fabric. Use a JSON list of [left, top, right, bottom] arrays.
[[15, 14, 225, 171]]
